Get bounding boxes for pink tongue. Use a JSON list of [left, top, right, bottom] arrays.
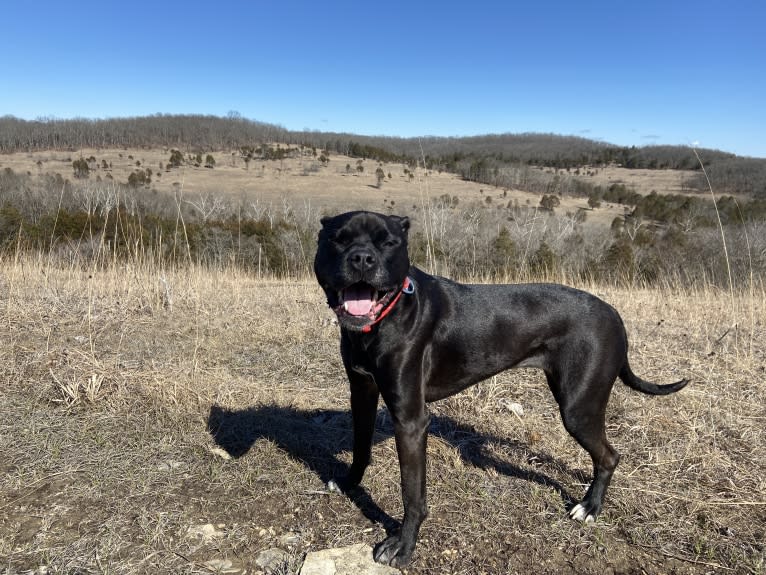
[[344, 285, 375, 316]]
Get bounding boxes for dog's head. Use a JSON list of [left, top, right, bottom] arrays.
[[314, 211, 410, 331]]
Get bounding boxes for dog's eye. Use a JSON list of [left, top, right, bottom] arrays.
[[331, 231, 352, 247], [380, 238, 399, 248]]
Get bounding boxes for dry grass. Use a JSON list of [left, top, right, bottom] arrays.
[[0, 254, 764, 574], [575, 165, 700, 196], [2, 147, 628, 226]]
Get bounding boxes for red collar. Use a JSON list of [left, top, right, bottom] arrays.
[[361, 276, 413, 333]]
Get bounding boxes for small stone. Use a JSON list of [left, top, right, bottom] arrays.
[[186, 523, 224, 542], [255, 547, 289, 574], [279, 531, 301, 546], [204, 558, 243, 573], [209, 446, 233, 460], [498, 399, 524, 417], [300, 544, 399, 575], [156, 460, 185, 471]]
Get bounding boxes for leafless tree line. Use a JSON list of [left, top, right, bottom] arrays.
[[0, 114, 287, 153]]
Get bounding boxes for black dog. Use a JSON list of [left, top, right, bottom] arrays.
[[314, 211, 688, 567]]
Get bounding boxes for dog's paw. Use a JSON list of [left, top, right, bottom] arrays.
[[326, 476, 360, 494], [326, 479, 344, 494], [373, 534, 414, 567], [569, 502, 597, 524]]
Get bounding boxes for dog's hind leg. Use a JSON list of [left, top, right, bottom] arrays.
[[564, 408, 620, 523], [546, 372, 621, 523]]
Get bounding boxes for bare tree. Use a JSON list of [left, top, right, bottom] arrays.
[[186, 194, 227, 223]]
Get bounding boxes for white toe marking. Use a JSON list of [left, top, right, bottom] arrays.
[[569, 503, 586, 521], [569, 503, 596, 523], [327, 479, 342, 494]]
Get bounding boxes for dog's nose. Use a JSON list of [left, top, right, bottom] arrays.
[[349, 248, 377, 272]]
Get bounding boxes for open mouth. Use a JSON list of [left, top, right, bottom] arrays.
[[333, 282, 398, 321]]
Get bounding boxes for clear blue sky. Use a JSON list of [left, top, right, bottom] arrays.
[[2, 1, 764, 157]]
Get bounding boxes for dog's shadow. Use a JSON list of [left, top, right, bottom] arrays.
[[207, 404, 582, 532]]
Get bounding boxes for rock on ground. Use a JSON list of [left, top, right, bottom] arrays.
[[255, 547, 290, 573], [299, 544, 400, 575]]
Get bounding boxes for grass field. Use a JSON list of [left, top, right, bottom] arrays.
[[1, 251, 764, 574], [1, 147, 631, 227]]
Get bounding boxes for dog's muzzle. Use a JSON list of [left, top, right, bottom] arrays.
[[330, 277, 413, 331]]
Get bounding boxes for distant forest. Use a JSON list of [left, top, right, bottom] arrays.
[[2, 114, 765, 199]]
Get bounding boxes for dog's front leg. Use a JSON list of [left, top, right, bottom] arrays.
[[328, 368, 379, 493], [373, 406, 429, 567], [347, 370, 380, 486]]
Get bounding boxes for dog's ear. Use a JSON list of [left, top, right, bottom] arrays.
[[392, 215, 410, 235]]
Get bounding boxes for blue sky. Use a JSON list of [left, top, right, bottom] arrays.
[[2, 1, 764, 157]]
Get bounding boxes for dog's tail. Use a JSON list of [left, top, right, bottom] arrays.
[[619, 362, 689, 396]]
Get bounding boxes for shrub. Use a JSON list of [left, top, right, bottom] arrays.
[[127, 169, 151, 188], [72, 158, 89, 179], [491, 227, 516, 274], [168, 149, 184, 168], [375, 167, 385, 188], [530, 241, 557, 274], [539, 194, 560, 211], [603, 239, 635, 280]]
